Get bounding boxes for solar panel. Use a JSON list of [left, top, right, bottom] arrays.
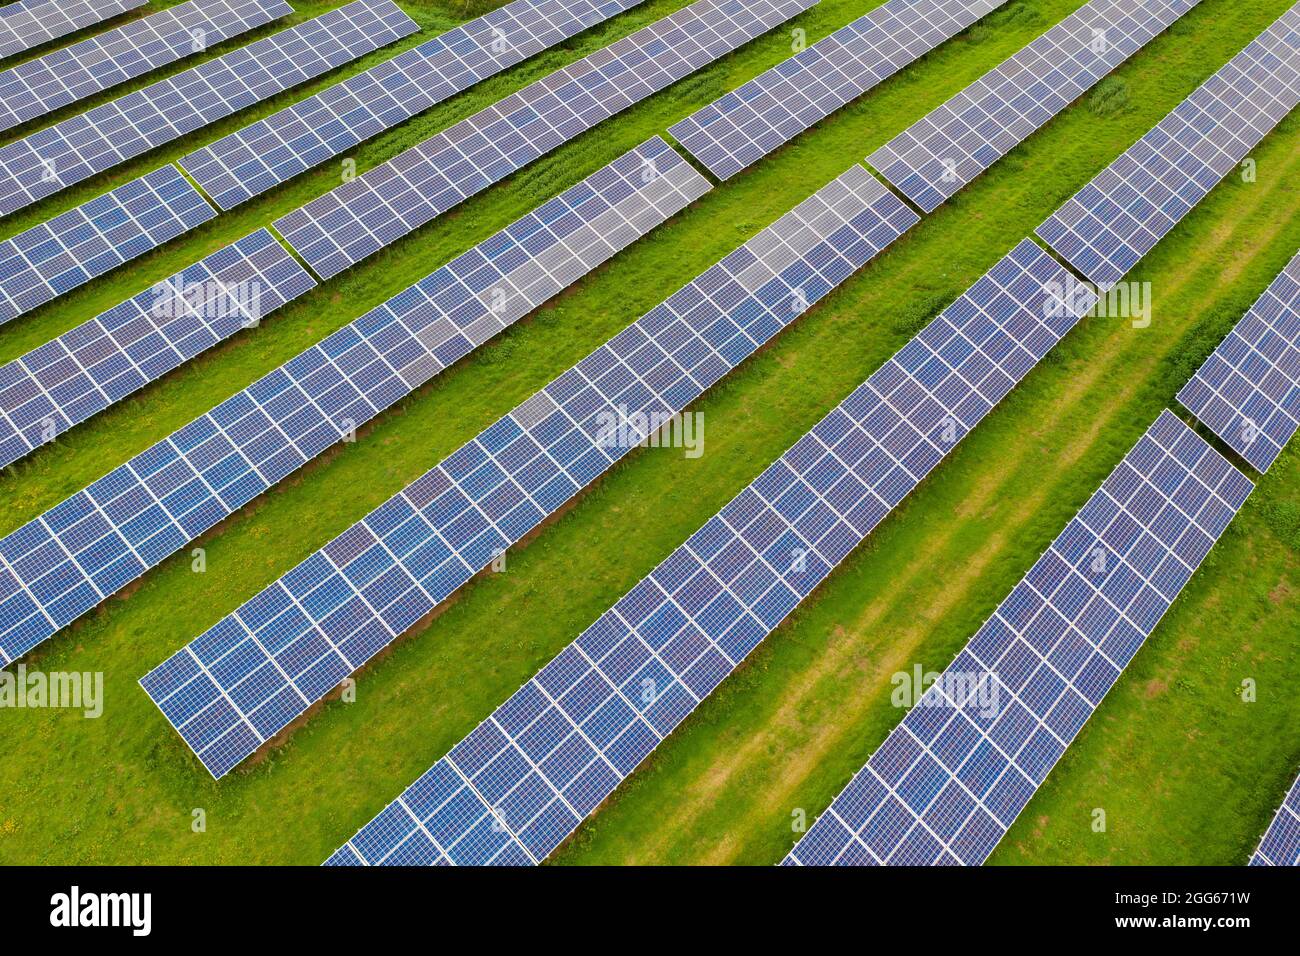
[[0, 0, 146, 61], [139, 164, 918, 781], [0, 136, 710, 671], [668, 0, 1007, 181], [1036, 4, 1300, 289], [1176, 250, 1300, 473], [182, 0, 651, 211], [1251, 771, 1300, 866], [0, 165, 216, 329], [319, 238, 1098, 866], [0, 0, 418, 218], [0, 229, 316, 472], [786, 410, 1253, 866], [0, 0, 292, 134], [868, 0, 1200, 213], [275, 0, 818, 279]]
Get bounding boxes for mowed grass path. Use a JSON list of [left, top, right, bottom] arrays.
[[0, 0, 1296, 864]]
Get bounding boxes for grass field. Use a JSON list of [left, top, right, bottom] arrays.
[[0, 0, 1297, 865]]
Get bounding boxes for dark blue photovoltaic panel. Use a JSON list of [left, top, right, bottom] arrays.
[[0, 165, 217, 328], [1251, 771, 1300, 866], [182, 0, 651, 210], [275, 0, 818, 279], [0, 0, 147, 61], [0, 0, 291, 134], [669, 0, 1006, 181], [1177, 251, 1300, 473], [321, 238, 1097, 865], [787, 410, 1252, 866], [1036, 5, 1300, 289], [0, 0, 417, 217], [0, 137, 710, 670], [868, 0, 1199, 212], [141, 164, 917, 781], [0, 229, 316, 472]]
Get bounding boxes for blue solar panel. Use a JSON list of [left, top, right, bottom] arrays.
[[321, 238, 1099, 865], [0, 165, 217, 328], [786, 410, 1252, 865], [1036, 4, 1300, 289], [182, 0, 651, 210], [0, 229, 316, 472], [0, 0, 147, 61], [1251, 770, 1300, 866], [868, 0, 1200, 212], [0, 0, 417, 218], [1177, 251, 1300, 473], [0, 0, 292, 135], [669, 0, 1007, 181], [140, 164, 918, 781], [275, 0, 818, 279], [0, 136, 710, 671]]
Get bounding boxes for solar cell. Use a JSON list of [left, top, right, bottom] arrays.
[[140, 163, 918, 781], [321, 238, 1096, 865], [668, 0, 1007, 181], [0, 136, 710, 670], [0, 229, 316, 472], [0, 0, 418, 218], [1036, 4, 1300, 289], [182, 0, 652, 210], [868, 0, 1200, 213], [0, 0, 147, 61], [0, 165, 217, 328], [1251, 771, 1300, 866], [0, 0, 291, 133], [786, 410, 1252, 865], [1177, 250, 1300, 473], [275, 0, 818, 279]]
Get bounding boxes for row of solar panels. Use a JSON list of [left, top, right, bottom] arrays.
[[0, 0, 145, 61], [316, 3, 1300, 866], [0, 0, 419, 216], [2, 0, 1289, 868], [0, 0, 292, 136], [1252, 771, 1300, 866]]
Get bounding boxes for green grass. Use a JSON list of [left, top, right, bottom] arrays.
[[0, 0, 1297, 865]]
